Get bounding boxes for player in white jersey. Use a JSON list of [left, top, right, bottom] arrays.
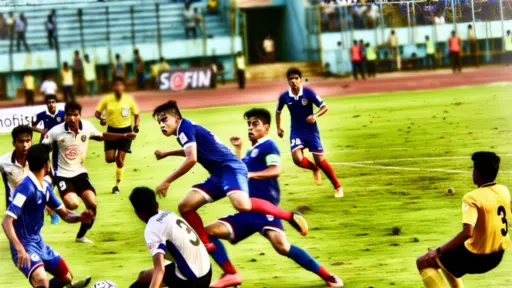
[[129, 187, 212, 288], [0, 125, 32, 208], [42, 102, 136, 243]]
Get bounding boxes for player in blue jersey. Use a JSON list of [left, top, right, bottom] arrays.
[[276, 68, 343, 198], [204, 108, 344, 288], [2, 144, 94, 288], [152, 100, 308, 253], [32, 94, 65, 143]]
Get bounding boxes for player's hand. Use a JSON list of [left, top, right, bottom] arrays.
[[156, 181, 170, 198], [248, 172, 255, 179], [41, 129, 48, 136], [154, 150, 168, 160], [133, 126, 139, 133], [306, 115, 317, 124], [124, 132, 137, 140], [100, 119, 107, 126], [16, 248, 30, 269], [79, 209, 95, 225], [230, 136, 242, 148], [277, 128, 284, 138], [45, 206, 54, 216]]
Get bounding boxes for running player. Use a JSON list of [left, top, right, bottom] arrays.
[[128, 187, 212, 288], [153, 100, 307, 252], [43, 101, 136, 243], [416, 152, 509, 287], [0, 125, 32, 208], [95, 78, 140, 194], [204, 108, 343, 288], [32, 94, 65, 143], [2, 144, 94, 288], [276, 68, 343, 198]]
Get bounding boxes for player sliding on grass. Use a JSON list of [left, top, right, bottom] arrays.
[[2, 144, 94, 288], [205, 108, 344, 288], [276, 68, 343, 198], [416, 152, 509, 288], [152, 100, 308, 253]]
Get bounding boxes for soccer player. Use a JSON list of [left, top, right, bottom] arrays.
[[128, 187, 212, 288], [94, 78, 140, 194], [2, 144, 94, 288], [43, 102, 136, 243], [416, 152, 509, 288], [32, 94, 65, 143], [276, 68, 343, 198], [0, 125, 32, 208], [153, 100, 308, 252], [204, 108, 343, 288]]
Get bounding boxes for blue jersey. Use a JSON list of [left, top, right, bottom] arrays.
[[6, 173, 63, 246], [176, 118, 245, 175], [276, 86, 325, 134], [34, 110, 65, 143], [242, 137, 280, 205]]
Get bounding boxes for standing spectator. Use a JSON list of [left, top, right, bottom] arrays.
[[505, 30, 512, 66], [211, 57, 225, 85], [207, 0, 219, 14], [425, 35, 436, 70], [183, 3, 196, 39], [448, 30, 462, 73], [133, 49, 145, 90], [235, 51, 246, 89], [7, 12, 15, 52], [263, 33, 276, 63], [45, 15, 56, 49], [193, 7, 204, 36], [61, 62, 75, 102], [112, 54, 126, 81], [388, 30, 400, 70], [16, 13, 29, 52], [23, 71, 35, 105], [468, 24, 479, 67], [350, 40, 364, 80], [83, 54, 97, 96], [365, 43, 377, 78], [359, 39, 366, 77], [0, 14, 7, 39], [73, 50, 85, 95], [40, 74, 58, 99], [434, 10, 445, 24]]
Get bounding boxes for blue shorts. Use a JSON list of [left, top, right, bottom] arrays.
[[217, 212, 284, 244], [289, 132, 323, 153], [192, 166, 249, 202], [11, 241, 63, 282]]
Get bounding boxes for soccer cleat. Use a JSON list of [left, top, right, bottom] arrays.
[[313, 167, 322, 185], [205, 242, 216, 253], [334, 187, 344, 198], [76, 236, 94, 244], [289, 211, 308, 236], [324, 275, 344, 287], [210, 273, 242, 288], [112, 186, 120, 194], [68, 275, 92, 288]]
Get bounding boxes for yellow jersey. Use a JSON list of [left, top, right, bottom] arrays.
[[463, 183, 511, 254], [23, 75, 34, 90], [96, 93, 139, 128]]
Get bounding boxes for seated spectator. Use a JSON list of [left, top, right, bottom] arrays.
[[158, 57, 170, 73]]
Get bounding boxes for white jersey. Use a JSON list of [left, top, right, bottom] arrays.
[[40, 80, 58, 95], [42, 120, 102, 178], [0, 151, 29, 207], [145, 211, 210, 280]]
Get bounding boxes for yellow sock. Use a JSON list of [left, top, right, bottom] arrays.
[[420, 268, 446, 288], [441, 270, 464, 288], [116, 167, 124, 186]]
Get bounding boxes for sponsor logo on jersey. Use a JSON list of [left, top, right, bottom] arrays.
[[81, 135, 87, 142], [30, 254, 41, 262], [65, 144, 81, 161], [251, 149, 259, 157], [56, 117, 62, 122], [301, 98, 308, 106]]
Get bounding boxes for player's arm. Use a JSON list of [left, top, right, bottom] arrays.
[[156, 144, 197, 197], [276, 96, 285, 138], [436, 224, 474, 256], [149, 253, 166, 288], [230, 136, 243, 159], [154, 149, 186, 160], [132, 100, 140, 133], [55, 206, 94, 224], [307, 94, 328, 124], [95, 98, 107, 126], [31, 113, 47, 135], [2, 215, 30, 269], [248, 153, 280, 179]]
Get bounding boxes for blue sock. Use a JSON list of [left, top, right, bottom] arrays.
[[49, 278, 64, 288], [287, 245, 321, 274], [208, 236, 229, 265]]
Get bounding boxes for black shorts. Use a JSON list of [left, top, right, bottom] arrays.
[[163, 262, 211, 288], [438, 244, 504, 278], [53, 173, 96, 198], [104, 126, 132, 153]]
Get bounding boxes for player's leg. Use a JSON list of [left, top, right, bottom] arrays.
[[129, 266, 169, 288], [114, 150, 127, 194], [416, 250, 447, 288], [61, 193, 80, 210], [178, 188, 212, 250], [309, 135, 343, 197], [290, 137, 321, 185], [30, 265, 50, 288], [76, 180, 97, 243], [55, 177, 80, 210], [205, 222, 242, 287]]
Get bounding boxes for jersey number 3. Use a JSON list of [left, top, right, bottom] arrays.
[[497, 206, 508, 236], [176, 219, 201, 246]]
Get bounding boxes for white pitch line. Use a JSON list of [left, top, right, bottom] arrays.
[[332, 162, 512, 174], [350, 154, 512, 164]]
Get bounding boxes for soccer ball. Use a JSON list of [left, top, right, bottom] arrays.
[[92, 280, 117, 288]]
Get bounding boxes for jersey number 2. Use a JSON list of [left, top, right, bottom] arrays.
[[176, 219, 201, 246], [497, 206, 508, 236]]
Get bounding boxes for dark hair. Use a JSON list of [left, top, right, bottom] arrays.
[[160, 57, 165, 62], [44, 94, 57, 103], [74, 50, 79, 55], [113, 77, 125, 84], [11, 125, 33, 142], [63, 62, 68, 68], [244, 108, 271, 125], [134, 49, 139, 54], [286, 67, 302, 79], [27, 144, 50, 172], [425, 35, 430, 40], [115, 53, 120, 59], [472, 152, 500, 182], [65, 102, 82, 114], [84, 54, 89, 59], [468, 24, 472, 29], [153, 100, 182, 119], [130, 187, 158, 215]]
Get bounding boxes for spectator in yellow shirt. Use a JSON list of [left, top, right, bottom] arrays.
[[61, 62, 74, 103], [23, 70, 35, 105]]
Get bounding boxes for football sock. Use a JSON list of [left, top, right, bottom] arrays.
[[298, 157, 317, 171], [49, 278, 64, 288], [181, 211, 210, 245], [318, 160, 341, 189], [77, 206, 96, 239], [441, 269, 464, 288], [208, 236, 237, 274], [287, 245, 330, 279], [420, 268, 446, 288], [250, 198, 292, 221], [129, 282, 149, 288], [115, 167, 124, 186]]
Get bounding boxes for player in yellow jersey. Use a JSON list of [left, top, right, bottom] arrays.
[[416, 151, 510, 288], [95, 78, 140, 194]]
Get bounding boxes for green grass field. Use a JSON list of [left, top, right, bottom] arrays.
[[1, 83, 512, 288]]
